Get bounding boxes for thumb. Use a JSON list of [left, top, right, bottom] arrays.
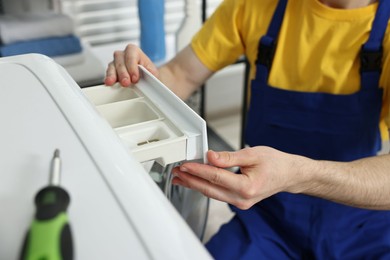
[[207, 149, 254, 168], [139, 52, 159, 77]]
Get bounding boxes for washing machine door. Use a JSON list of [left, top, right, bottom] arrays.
[[147, 162, 209, 240]]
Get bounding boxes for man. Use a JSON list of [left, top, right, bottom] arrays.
[[105, 0, 390, 258]]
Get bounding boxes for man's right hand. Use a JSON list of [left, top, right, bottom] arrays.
[[104, 43, 159, 87]]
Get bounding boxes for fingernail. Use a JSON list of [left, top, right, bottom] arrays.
[[180, 165, 188, 172], [121, 77, 128, 84]]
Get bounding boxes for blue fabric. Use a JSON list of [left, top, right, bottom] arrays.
[[245, 75, 383, 161], [0, 35, 82, 57], [363, 0, 390, 51], [265, 0, 287, 38], [360, 0, 390, 93], [138, 0, 166, 62], [206, 214, 303, 259], [208, 194, 390, 259], [207, 0, 390, 259]]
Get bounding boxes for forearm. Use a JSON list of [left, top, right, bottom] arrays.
[[158, 45, 213, 100], [158, 63, 198, 100], [296, 153, 390, 210]]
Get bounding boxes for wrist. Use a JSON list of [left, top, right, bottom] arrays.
[[285, 154, 321, 194]]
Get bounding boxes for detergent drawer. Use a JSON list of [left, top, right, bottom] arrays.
[[82, 66, 208, 166]]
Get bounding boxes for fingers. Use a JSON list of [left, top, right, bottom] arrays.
[[104, 61, 117, 86], [172, 166, 248, 207], [122, 44, 142, 84], [171, 169, 229, 201], [104, 44, 159, 87], [207, 149, 255, 169], [138, 51, 159, 78], [113, 50, 132, 86], [171, 147, 291, 209], [173, 149, 257, 193], [173, 162, 245, 191]]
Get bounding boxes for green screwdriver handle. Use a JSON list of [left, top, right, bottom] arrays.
[[20, 186, 73, 260]]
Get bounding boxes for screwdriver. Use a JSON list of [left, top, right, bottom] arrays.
[[20, 149, 73, 260]]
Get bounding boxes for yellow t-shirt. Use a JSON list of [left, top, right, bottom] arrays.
[[191, 0, 390, 140]]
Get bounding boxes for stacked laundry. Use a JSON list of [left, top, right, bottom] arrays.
[[0, 12, 83, 64]]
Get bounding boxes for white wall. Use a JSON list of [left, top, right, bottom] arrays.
[[205, 63, 245, 119]]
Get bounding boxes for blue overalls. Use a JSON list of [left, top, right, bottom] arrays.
[[206, 0, 390, 259]]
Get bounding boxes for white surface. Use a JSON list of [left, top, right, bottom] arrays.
[[206, 63, 246, 119], [52, 51, 85, 67], [138, 66, 208, 163], [0, 54, 211, 260], [81, 66, 208, 166], [0, 12, 74, 45], [175, 0, 202, 52], [2, 0, 52, 14], [59, 43, 105, 86]]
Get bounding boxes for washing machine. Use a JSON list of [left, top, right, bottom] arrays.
[[0, 54, 211, 259]]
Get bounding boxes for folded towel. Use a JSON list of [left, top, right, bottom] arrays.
[[0, 35, 82, 57], [0, 12, 74, 44], [1, 1, 53, 15], [53, 51, 86, 67]]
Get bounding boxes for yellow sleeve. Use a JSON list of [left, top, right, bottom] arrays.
[[191, 0, 245, 72], [381, 35, 390, 139]]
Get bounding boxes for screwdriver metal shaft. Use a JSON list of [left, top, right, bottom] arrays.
[[50, 149, 61, 186]]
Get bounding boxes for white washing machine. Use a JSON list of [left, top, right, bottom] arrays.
[[0, 54, 211, 259]]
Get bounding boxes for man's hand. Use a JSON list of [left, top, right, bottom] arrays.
[[104, 43, 159, 87], [172, 147, 309, 209]]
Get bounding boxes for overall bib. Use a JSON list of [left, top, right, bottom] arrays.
[[206, 0, 390, 259]]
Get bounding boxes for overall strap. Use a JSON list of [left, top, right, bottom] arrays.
[[255, 0, 288, 82], [361, 0, 390, 90]]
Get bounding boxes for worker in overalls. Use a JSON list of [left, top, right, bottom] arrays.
[[105, 0, 390, 258]]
